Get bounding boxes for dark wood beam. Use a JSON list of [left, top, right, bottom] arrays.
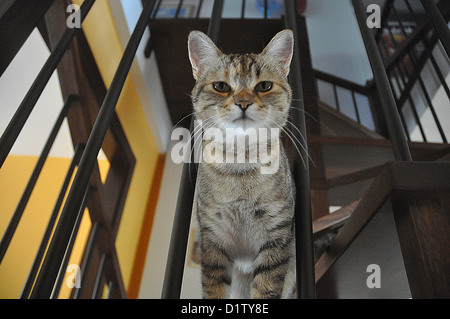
[[0, 0, 55, 76]]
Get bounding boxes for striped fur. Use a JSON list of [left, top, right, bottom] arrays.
[[188, 30, 296, 299]]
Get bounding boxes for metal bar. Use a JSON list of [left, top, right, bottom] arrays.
[[106, 281, 115, 299], [196, 0, 204, 18], [0, 95, 75, 265], [152, 0, 162, 19], [0, 0, 95, 169], [161, 0, 224, 299], [284, 0, 315, 299], [392, 5, 448, 143], [351, 91, 361, 124], [383, 14, 427, 142], [144, 0, 163, 57], [264, 0, 268, 19], [420, 0, 450, 58], [207, 0, 224, 43], [175, 0, 183, 18], [352, 0, 412, 161], [241, 0, 246, 19], [375, 0, 395, 42], [20, 144, 85, 299], [91, 253, 107, 299], [73, 221, 100, 299], [30, 0, 157, 299], [161, 121, 197, 299], [404, 0, 450, 115], [333, 84, 340, 111], [51, 187, 91, 299]]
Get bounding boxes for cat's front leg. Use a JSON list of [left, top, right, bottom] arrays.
[[200, 235, 232, 299], [251, 238, 293, 299]]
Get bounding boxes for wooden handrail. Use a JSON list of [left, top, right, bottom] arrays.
[[314, 69, 370, 96]]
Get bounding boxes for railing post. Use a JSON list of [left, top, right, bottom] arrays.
[[420, 0, 450, 58], [284, 0, 316, 299], [351, 0, 412, 162], [161, 0, 224, 299]]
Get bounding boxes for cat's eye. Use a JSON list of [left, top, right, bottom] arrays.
[[213, 81, 231, 93], [255, 81, 273, 93]]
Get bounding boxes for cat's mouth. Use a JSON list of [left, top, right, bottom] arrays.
[[231, 115, 255, 130]]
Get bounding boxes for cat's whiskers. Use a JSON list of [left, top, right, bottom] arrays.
[[288, 102, 317, 122], [263, 117, 314, 169], [170, 111, 197, 131], [284, 119, 308, 145]]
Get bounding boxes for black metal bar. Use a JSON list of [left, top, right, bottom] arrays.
[[91, 253, 107, 299], [20, 144, 85, 299], [395, 31, 441, 107], [106, 281, 115, 299], [0, 95, 75, 265], [161, 0, 224, 299], [73, 221, 100, 299], [284, 0, 315, 299], [30, 0, 157, 299], [175, 0, 183, 18], [375, 0, 395, 42], [383, 13, 427, 142], [207, 0, 224, 43], [196, 0, 204, 18], [51, 187, 91, 299], [392, 5, 448, 143], [144, 0, 163, 58], [405, 0, 450, 104], [241, 0, 246, 19], [420, 0, 450, 58], [352, 0, 412, 161], [264, 0, 268, 19], [333, 84, 340, 111], [0, 0, 95, 169], [351, 91, 361, 124]]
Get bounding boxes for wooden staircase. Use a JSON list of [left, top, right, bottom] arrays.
[[148, 14, 450, 298]]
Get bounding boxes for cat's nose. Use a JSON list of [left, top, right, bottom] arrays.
[[235, 100, 253, 112]]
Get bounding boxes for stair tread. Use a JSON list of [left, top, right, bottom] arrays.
[[313, 200, 360, 239], [318, 100, 384, 139]]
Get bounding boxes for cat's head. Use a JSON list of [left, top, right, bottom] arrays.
[[188, 30, 293, 133]]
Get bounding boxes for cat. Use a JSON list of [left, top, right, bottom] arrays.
[[188, 29, 296, 299]]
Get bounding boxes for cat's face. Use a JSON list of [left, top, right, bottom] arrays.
[[188, 30, 293, 133]]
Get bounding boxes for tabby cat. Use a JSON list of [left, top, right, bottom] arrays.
[[188, 30, 296, 299]]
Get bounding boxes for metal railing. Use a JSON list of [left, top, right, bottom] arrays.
[[161, 0, 224, 299], [377, 0, 450, 143], [314, 0, 450, 145], [0, 0, 152, 298], [30, 0, 156, 298]]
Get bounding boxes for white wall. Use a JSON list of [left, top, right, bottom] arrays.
[[0, 29, 73, 158], [304, 0, 373, 85]]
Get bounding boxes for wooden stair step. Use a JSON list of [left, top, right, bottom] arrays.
[[318, 100, 384, 139], [313, 200, 360, 239], [315, 161, 450, 298]]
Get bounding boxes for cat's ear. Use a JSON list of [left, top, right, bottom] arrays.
[[261, 30, 294, 76], [188, 31, 222, 80]]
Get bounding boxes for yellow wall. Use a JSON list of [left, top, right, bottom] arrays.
[[0, 155, 96, 298], [73, 0, 160, 295], [0, 0, 161, 298]]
